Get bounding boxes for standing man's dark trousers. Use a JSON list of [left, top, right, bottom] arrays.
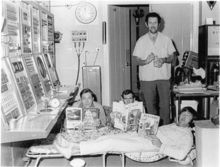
[[140, 80, 171, 125]]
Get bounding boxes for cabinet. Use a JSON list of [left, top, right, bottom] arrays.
[[195, 120, 219, 167], [199, 25, 220, 85]]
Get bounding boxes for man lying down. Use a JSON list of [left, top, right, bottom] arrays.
[[54, 107, 197, 163]]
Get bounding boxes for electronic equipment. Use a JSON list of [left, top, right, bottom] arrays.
[[1, 59, 24, 129], [41, 11, 48, 42], [2, 1, 20, 52], [31, 5, 41, 53], [22, 54, 45, 102], [40, 10, 59, 87], [34, 54, 52, 94], [42, 52, 59, 86], [82, 66, 102, 103], [6, 55, 37, 113], [20, 1, 32, 54], [182, 51, 199, 69], [47, 14, 54, 42], [199, 25, 220, 85]]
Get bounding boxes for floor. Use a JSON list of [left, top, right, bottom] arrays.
[[29, 154, 195, 167]]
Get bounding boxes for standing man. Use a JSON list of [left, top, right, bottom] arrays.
[[133, 12, 176, 125]]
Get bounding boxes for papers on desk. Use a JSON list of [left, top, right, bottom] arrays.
[[173, 83, 207, 93], [174, 82, 207, 93], [174, 87, 207, 93]]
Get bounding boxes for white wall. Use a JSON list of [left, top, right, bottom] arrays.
[[51, 0, 219, 105], [51, 0, 108, 102], [150, 3, 194, 63], [200, 1, 220, 25]]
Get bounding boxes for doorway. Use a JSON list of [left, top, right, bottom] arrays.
[[108, 5, 149, 102], [108, 4, 193, 105]]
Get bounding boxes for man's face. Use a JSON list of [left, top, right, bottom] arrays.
[[146, 17, 159, 34], [81, 92, 93, 108], [123, 93, 134, 104], [178, 111, 193, 127]]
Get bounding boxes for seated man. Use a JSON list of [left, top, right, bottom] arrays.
[[71, 88, 106, 127], [110, 89, 145, 130], [54, 106, 197, 161], [117, 89, 145, 110]]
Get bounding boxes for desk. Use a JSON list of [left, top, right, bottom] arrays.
[[1, 85, 79, 143], [173, 90, 219, 121]]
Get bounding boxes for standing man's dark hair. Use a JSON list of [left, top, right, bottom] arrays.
[[145, 12, 161, 24]]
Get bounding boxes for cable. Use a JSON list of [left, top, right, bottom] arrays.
[[93, 48, 99, 66], [74, 41, 85, 85]]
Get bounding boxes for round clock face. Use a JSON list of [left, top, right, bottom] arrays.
[[75, 2, 97, 24]]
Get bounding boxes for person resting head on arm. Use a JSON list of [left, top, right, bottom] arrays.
[[54, 106, 197, 161]]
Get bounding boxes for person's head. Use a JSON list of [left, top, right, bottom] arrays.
[[80, 88, 95, 108], [178, 106, 198, 128], [121, 89, 135, 104], [145, 12, 161, 34]]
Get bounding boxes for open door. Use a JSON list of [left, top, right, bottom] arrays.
[[108, 5, 131, 102]]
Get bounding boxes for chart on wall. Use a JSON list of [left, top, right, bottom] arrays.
[[6, 56, 37, 113], [22, 54, 45, 102], [1, 59, 24, 128], [35, 54, 52, 94]]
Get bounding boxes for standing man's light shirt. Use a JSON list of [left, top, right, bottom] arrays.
[[133, 32, 176, 81]]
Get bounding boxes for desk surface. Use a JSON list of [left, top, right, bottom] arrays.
[[1, 85, 78, 143], [173, 90, 219, 97], [1, 100, 67, 143], [194, 120, 219, 129]]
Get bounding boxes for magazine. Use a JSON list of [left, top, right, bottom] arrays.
[[138, 113, 160, 136], [82, 107, 100, 130], [66, 107, 82, 129], [112, 101, 143, 131]]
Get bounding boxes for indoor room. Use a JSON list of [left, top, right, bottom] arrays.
[[1, 0, 219, 167]]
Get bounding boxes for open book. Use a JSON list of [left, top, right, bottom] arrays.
[[112, 101, 143, 131], [66, 107, 83, 129], [138, 113, 160, 136]]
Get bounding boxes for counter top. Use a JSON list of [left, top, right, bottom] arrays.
[[194, 120, 219, 129], [1, 85, 79, 143]]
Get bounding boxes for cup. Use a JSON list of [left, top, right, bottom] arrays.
[[70, 158, 86, 167]]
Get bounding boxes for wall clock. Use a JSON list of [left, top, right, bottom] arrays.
[[75, 2, 97, 24]]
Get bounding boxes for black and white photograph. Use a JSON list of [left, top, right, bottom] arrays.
[[1, 0, 219, 167]]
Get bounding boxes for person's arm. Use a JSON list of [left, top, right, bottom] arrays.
[[161, 53, 175, 64], [134, 53, 155, 66], [94, 102, 107, 126], [155, 53, 176, 68], [158, 132, 193, 160]]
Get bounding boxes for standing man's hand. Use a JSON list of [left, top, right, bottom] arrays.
[[154, 58, 164, 68], [145, 52, 155, 64]]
